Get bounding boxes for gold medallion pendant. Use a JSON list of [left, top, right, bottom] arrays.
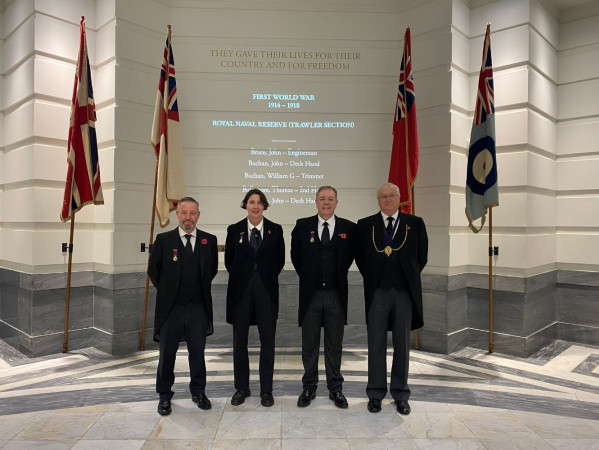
[[384, 246, 393, 257]]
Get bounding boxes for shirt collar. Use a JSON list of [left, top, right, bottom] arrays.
[[380, 210, 399, 223], [247, 218, 264, 232], [318, 214, 336, 228], [179, 227, 196, 239]]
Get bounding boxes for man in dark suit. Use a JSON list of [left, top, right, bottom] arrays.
[[225, 188, 285, 407], [355, 183, 428, 415], [291, 186, 356, 408], [148, 196, 218, 416]]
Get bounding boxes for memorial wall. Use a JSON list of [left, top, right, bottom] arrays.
[[0, 0, 598, 356]]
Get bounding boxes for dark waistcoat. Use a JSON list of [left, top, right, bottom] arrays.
[[175, 241, 203, 305], [317, 239, 339, 289]]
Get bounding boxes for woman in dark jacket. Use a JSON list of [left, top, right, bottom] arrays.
[[225, 189, 285, 407]]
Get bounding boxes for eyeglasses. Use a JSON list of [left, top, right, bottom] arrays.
[[377, 194, 398, 200]]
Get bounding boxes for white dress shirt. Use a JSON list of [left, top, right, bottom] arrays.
[[380, 211, 399, 238], [247, 219, 264, 239], [318, 215, 336, 240], [179, 227, 197, 251]]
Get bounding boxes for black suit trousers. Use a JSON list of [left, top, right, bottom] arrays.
[[233, 272, 277, 393], [156, 302, 208, 400], [301, 288, 345, 392], [366, 287, 412, 402]]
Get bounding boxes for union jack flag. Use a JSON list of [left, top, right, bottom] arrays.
[[151, 27, 186, 228], [389, 27, 418, 214], [474, 27, 495, 125], [60, 17, 103, 222], [466, 24, 498, 233]]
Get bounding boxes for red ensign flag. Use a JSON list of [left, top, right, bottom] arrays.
[[389, 28, 418, 214]]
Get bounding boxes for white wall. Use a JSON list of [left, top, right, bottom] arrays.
[[108, 0, 456, 273], [556, 4, 599, 270], [0, 0, 115, 274], [449, 0, 568, 277], [0, 0, 598, 276]]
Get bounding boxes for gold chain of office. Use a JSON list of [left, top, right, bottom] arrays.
[[371, 225, 408, 257]]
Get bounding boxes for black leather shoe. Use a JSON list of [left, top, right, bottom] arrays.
[[367, 398, 381, 413], [396, 400, 411, 415], [157, 399, 171, 416], [192, 393, 212, 410], [231, 389, 251, 406], [297, 389, 316, 407], [329, 391, 348, 408], [260, 392, 274, 407]]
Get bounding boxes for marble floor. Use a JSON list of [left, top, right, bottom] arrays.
[[1, 340, 599, 449]]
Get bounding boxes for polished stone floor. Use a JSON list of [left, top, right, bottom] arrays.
[[1, 339, 599, 449]]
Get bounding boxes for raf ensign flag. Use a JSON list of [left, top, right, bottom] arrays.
[[151, 27, 185, 228], [466, 24, 498, 233], [389, 27, 418, 214], [60, 17, 103, 222]]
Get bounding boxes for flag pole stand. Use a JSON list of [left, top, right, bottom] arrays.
[[488, 206, 494, 353], [62, 214, 76, 353], [140, 158, 160, 351]]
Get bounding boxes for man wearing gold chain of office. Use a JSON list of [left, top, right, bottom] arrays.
[[355, 182, 428, 416]]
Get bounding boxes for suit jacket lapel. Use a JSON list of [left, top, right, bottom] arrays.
[[237, 220, 251, 253], [393, 212, 402, 244], [196, 229, 207, 276], [310, 215, 320, 245], [254, 218, 267, 256], [394, 212, 408, 245], [374, 214, 385, 248], [168, 230, 182, 272]]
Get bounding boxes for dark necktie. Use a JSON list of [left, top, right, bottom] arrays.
[[251, 228, 261, 253], [185, 234, 193, 254], [321, 221, 330, 245], [386, 217, 394, 236]]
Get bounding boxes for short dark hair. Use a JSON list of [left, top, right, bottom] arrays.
[[178, 196, 199, 209], [315, 185, 338, 199], [241, 189, 269, 210]]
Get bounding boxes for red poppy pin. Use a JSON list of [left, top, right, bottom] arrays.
[[407, 227, 411, 230], [201, 238, 208, 245], [268, 229, 271, 235], [338, 233, 347, 239]]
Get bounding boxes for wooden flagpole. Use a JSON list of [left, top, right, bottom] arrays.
[[62, 215, 76, 353], [403, 29, 419, 350], [140, 25, 172, 350], [411, 185, 419, 349], [140, 159, 160, 350], [488, 207, 494, 353]]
